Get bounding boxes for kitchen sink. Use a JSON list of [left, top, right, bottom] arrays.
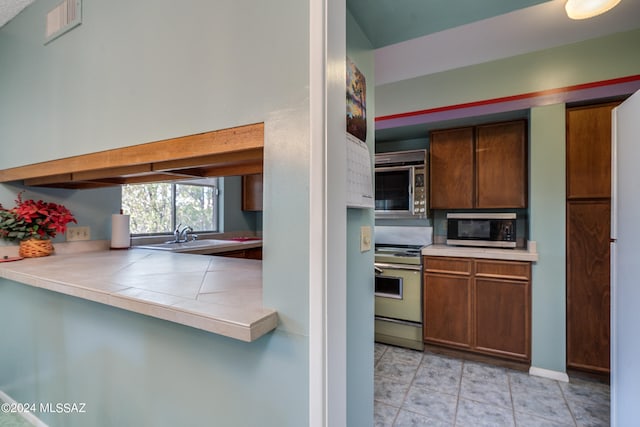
[[134, 239, 260, 254]]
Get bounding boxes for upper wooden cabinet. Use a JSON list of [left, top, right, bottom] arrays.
[[429, 127, 475, 209], [566, 103, 618, 200], [476, 121, 527, 208], [430, 120, 527, 209], [242, 174, 263, 211]]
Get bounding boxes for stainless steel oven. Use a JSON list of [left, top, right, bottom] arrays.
[[375, 150, 428, 219]]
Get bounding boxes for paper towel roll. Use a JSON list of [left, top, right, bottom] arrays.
[[111, 214, 131, 249]]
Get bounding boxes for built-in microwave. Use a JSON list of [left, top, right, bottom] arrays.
[[446, 212, 517, 248], [374, 149, 427, 219]]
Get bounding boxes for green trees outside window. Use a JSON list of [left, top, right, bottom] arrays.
[[122, 181, 218, 235]]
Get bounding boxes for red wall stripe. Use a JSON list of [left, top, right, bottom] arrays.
[[375, 75, 640, 122]]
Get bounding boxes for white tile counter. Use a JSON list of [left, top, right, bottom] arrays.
[[0, 247, 277, 342], [422, 242, 539, 262]]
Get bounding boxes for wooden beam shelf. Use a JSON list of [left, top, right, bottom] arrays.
[[0, 123, 264, 189]]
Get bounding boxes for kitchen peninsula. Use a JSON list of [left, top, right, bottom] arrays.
[[0, 244, 276, 342]]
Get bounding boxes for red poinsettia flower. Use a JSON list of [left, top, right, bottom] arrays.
[[0, 192, 77, 241]]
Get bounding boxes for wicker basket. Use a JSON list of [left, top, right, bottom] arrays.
[[19, 239, 54, 258]]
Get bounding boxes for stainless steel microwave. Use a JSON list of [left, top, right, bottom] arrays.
[[446, 212, 516, 248], [374, 150, 427, 219]]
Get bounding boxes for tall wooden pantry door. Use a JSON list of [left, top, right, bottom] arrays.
[[566, 101, 620, 374]]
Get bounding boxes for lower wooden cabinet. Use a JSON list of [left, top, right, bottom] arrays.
[[475, 272, 530, 360], [424, 257, 472, 349], [424, 273, 473, 349], [566, 200, 611, 373], [424, 256, 531, 362], [215, 247, 262, 260]]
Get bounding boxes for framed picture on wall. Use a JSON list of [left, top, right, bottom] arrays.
[[347, 57, 367, 143]]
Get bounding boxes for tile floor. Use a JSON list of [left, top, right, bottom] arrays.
[[0, 399, 33, 427], [1, 345, 609, 427], [374, 343, 610, 427]]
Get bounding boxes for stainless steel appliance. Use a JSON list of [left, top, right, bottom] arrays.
[[374, 150, 428, 219], [446, 212, 517, 248], [374, 226, 432, 350]]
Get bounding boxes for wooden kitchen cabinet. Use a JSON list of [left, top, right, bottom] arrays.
[[429, 120, 527, 209], [429, 127, 475, 209], [566, 103, 617, 199], [476, 121, 527, 209], [424, 256, 531, 363], [423, 257, 473, 349], [215, 247, 262, 260], [474, 259, 531, 361], [565, 102, 619, 374], [242, 173, 263, 211], [566, 200, 610, 373]]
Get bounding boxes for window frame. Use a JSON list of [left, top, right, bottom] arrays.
[[122, 178, 219, 237]]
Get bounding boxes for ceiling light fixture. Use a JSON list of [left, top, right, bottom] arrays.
[[565, 0, 622, 19]]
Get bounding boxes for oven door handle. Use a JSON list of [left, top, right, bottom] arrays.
[[375, 315, 422, 328], [374, 262, 422, 272]]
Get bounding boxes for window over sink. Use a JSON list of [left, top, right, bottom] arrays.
[[122, 178, 219, 235]]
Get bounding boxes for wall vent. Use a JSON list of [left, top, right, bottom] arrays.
[[45, 0, 82, 44]]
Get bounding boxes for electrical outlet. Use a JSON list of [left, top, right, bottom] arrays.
[[360, 226, 372, 252], [67, 226, 90, 241]]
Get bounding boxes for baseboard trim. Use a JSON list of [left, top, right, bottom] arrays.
[[0, 390, 49, 427], [529, 366, 570, 382]]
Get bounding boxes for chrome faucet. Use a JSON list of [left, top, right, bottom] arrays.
[[172, 224, 196, 243]]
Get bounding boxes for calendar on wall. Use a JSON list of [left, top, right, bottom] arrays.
[[346, 57, 373, 209], [346, 132, 374, 208]]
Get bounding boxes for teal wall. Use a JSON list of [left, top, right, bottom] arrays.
[[0, 0, 314, 425], [346, 10, 374, 427], [0, 280, 307, 427], [376, 28, 640, 373], [376, 137, 428, 153], [0, 0, 304, 168], [530, 104, 567, 372], [377, 29, 640, 117], [219, 176, 260, 233], [0, 184, 120, 243]]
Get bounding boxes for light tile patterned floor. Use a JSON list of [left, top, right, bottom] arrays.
[[374, 343, 610, 427], [0, 399, 33, 427]]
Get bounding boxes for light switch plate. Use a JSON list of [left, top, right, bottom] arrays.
[[67, 226, 90, 241], [360, 226, 372, 252]]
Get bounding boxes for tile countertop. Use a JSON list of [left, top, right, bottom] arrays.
[[422, 241, 539, 262], [0, 246, 277, 342]]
